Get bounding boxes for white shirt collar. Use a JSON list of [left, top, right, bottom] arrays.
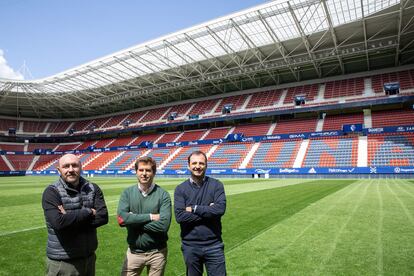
[[138, 183, 155, 197], [189, 176, 206, 187]]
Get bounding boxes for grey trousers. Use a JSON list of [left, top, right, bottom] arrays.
[[46, 253, 96, 276]]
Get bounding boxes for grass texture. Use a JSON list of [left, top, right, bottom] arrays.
[[0, 177, 413, 275]]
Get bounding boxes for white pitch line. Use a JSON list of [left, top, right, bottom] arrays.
[[0, 226, 45, 237], [1, 199, 121, 236]]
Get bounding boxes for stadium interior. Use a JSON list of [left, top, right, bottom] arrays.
[[0, 0, 413, 177]]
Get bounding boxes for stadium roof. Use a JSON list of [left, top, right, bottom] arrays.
[[1, 0, 414, 118]]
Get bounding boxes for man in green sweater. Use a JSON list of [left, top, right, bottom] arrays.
[[117, 156, 172, 276]]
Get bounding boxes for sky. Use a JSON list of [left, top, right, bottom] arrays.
[[0, 0, 267, 80]]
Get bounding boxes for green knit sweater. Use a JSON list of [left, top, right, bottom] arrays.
[[117, 184, 171, 252]]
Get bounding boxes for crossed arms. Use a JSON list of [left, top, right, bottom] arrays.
[[174, 183, 226, 224], [117, 189, 172, 234], [42, 185, 108, 231]]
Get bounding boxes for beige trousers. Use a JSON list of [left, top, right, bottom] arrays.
[[121, 247, 167, 276]]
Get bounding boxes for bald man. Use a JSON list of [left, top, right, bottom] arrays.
[[42, 154, 108, 276]]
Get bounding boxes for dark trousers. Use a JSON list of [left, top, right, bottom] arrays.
[[181, 243, 226, 276], [46, 253, 96, 276]]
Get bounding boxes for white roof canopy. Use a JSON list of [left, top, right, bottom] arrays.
[[1, 0, 413, 118]]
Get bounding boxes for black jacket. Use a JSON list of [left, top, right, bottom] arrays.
[[42, 177, 108, 260]]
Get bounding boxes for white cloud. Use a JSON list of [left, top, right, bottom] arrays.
[[0, 49, 24, 80]]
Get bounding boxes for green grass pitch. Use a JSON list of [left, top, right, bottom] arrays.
[[0, 176, 413, 275]]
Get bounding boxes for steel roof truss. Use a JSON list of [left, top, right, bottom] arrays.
[[116, 56, 159, 87], [163, 40, 206, 77], [85, 67, 128, 92], [145, 45, 181, 70], [395, 0, 405, 65], [321, 0, 345, 73], [73, 71, 117, 96], [113, 56, 145, 77], [183, 33, 230, 73], [101, 62, 139, 88], [182, 32, 242, 89], [288, 1, 321, 77], [257, 10, 299, 80], [360, 0, 371, 70]]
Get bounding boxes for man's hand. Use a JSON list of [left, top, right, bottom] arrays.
[[185, 206, 192, 212], [151, 214, 160, 221], [91, 208, 96, 216], [58, 205, 66, 214]]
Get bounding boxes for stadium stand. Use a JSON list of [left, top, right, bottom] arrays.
[[130, 133, 162, 145], [7, 155, 33, 171], [33, 155, 60, 171], [30, 145, 80, 171], [22, 121, 48, 133], [213, 94, 250, 113], [2, 69, 414, 137], [47, 121, 73, 133], [368, 133, 414, 166], [146, 147, 178, 168], [322, 113, 364, 131], [96, 139, 117, 148], [246, 89, 283, 109], [100, 114, 128, 129], [176, 130, 205, 142], [207, 143, 254, 169], [163, 145, 212, 170], [0, 143, 25, 151], [283, 84, 319, 104], [140, 107, 170, 123], [104, 150, 144, 171], [371, 109, 414, 127], [302, 137, 358, 167], [1, 122, 413, 174], [156, 132, 182, 144], [162, 103, 194, 120], [272, 117, 318, 134], [233, 122, 272, 137], [324, 77, 365, 99], [76, 140, 98, 150], [247, 140, 301, 168], [54, 143, 81, 151], [83, 151, 121, 170], [27, 143, 58, 152], [92, 117, 113, 130], [2, 106, 414, 173], [371, 69, 414, 93], [108, 136, 137, 147], [71, 119, 95, 132], [0, 157, 11, 171], [0, 119, 19, 132], [203, 127, 232, 140], [188, 99, 218, 116], [122, 110, 148, 125]]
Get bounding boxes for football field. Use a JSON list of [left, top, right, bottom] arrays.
[[0, 176, 413, 275]]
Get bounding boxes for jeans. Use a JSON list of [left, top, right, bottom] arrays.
[[181, 243, 226, 276]]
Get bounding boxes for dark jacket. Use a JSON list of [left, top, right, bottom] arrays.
[[174, 176, 226, 247], [42, 177, 108, 260]]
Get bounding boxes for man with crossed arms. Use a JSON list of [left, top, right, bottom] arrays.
[[117, 156, 172, 276]]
